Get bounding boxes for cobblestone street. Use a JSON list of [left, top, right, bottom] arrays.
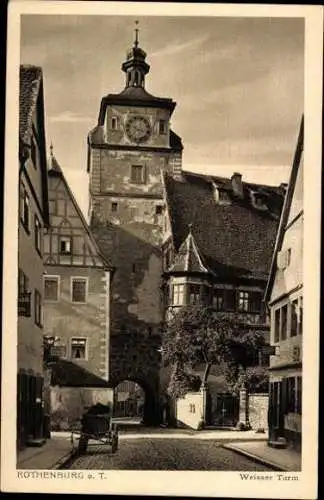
[[65, 438, 273, 471]]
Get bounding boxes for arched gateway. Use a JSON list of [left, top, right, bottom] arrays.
[[109, 333, 162, 426]]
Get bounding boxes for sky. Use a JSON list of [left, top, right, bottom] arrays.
[[20, 15, 304, 216]]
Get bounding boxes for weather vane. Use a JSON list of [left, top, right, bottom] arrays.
[[134, 20, 139, 48]]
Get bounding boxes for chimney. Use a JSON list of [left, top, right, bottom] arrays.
[[231, 172, 244, 198]]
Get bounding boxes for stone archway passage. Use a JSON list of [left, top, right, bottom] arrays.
[[112, 377, 159, 426]]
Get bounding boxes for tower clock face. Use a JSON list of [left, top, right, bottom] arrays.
[[125, 115, 151, 144]]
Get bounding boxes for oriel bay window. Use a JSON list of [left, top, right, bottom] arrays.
[[188, 284, 201, 305], [172, 283, 186, 306]]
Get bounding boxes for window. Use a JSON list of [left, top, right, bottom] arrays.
[[159, 120, 167, 135], [111, 117, 117, 130], [18, 269, 31, 317], [155, 205, 163, 215], [286, 377, 296, 413], [238, 291, 249, 312], [189, 403, 196, 413], [44, 277, 59, 301], [250, 292, 262, 313], [18, 268, 29, 296], [111, 202, 118, 212], [213, 290, 224, 310], [274, 308, 280, 343], [172, 284, 185, 306], [21, 187, 30, 232], [281, 304, 288, 340], [59, 236, 72, 255], [34, 215, 42, 254], [291, 299, 298, 337], [71, 338, 87, 359], [299, 297, 303, 335], [296, 376, 302, 414], [131, 165, 145, 184], [189, 284, 200, 305], [34, 289, 42, 327], [31, 136, 37, 168], [71, 278, 87, 303]]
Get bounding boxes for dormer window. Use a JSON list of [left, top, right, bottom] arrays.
[[212, 182, 231, 205], [251, 191, 267, 210]]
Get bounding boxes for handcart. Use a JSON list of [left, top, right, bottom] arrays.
[[70, 403, 119, 455]]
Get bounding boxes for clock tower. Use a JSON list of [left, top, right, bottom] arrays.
[[87, 26, 183, 421]]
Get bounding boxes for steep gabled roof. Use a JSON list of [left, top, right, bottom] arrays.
[[19, 65, 49, 226], [169, 226, 211, 274], [19, 65, 43, 144], [47, 150, 114, 271], [264, 115, 304, 302], [164, 170, 285, 281]]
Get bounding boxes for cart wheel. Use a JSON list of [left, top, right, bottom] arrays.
[[111, 434, 118, 454], [78, 436, 88, 455]]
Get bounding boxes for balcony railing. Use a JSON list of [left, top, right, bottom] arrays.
[[18, 292, 32, 317]]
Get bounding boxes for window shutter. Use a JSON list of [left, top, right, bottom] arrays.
[[224, 289, 236, 311]]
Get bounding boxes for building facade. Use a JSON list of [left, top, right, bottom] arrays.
[[265, 117, 303, 451], [18, 65, 50, 449], [42, 148, 114, 429], [162, 170, 286, 426], [87, 30, 182, 423]]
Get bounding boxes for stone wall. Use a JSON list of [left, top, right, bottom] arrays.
[[50, 386, 114, 430], [248, 393, 269, 431], [175, 392, 205, 430]]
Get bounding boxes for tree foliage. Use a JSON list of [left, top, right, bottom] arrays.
[[162, 306, 267, 396]]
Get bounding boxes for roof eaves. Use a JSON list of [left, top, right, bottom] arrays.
[[264, 115, 304, 303]]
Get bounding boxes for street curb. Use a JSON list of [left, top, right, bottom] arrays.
[[222, 444, 288, 471], [52, 448, 79, 470]]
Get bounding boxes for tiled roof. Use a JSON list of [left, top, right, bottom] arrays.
[[97, 87, 176, 124], [47, 359, 110, 388], [170, 227, 210, 274], [19, 65, 43, 144], [164, 171, 285, 280], [170, 130, 183, 151]]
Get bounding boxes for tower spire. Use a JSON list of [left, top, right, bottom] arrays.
[[134, 20, 139, 48], [122, 21, 150, 89]]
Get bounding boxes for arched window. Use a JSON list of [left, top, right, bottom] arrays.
[[134, 71, 139, 86]]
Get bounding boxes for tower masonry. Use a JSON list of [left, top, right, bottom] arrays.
[[87, 28, 182, 421]]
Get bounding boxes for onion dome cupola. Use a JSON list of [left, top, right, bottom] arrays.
[[122, 21, 150, 89]]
